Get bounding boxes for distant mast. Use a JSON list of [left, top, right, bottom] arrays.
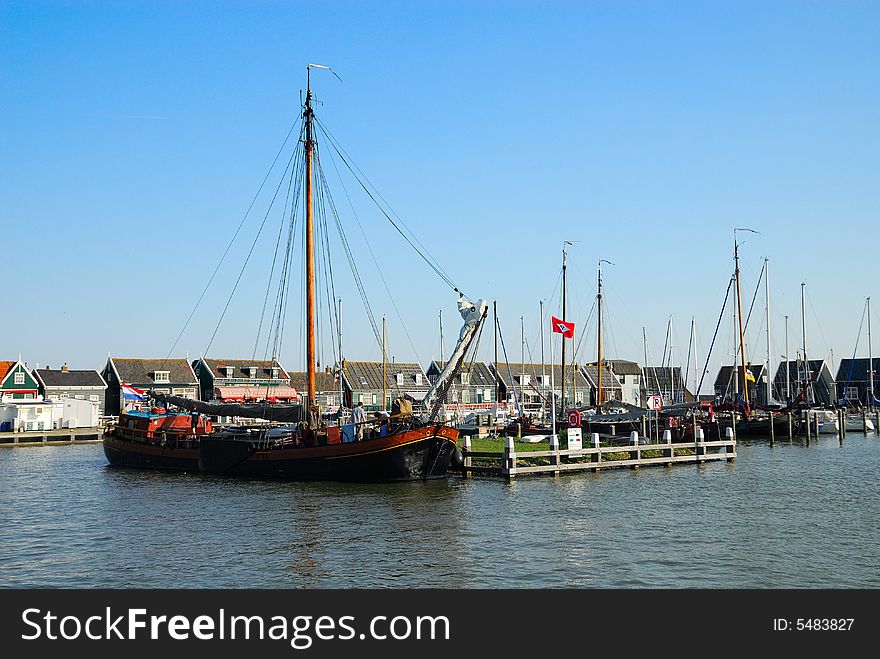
[[868, 297, 874, 409], [560, 244, 568, 411], [597, 261, 603, 406], [733, 229, 754, 417]]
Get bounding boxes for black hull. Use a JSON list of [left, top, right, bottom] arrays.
[[103, 437, 200, 472], [722, 416, 800, 438], [198, 431, 458, 482]]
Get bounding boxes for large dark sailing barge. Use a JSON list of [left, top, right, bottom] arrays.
[[104, 65, 487, 482]]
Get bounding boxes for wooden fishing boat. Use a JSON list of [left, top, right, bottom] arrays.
[[104, 64, 486, 482], [103, 408, 211, 471]]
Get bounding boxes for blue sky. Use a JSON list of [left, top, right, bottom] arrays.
[[2, 1, 878, 392]]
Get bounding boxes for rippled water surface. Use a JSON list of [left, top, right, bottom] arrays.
[[1, 436, 878, 588]]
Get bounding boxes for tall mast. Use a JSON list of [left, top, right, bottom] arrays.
[[521, 315, 525, 415], [304, 67, 317, 408], [643, 326, 648, 404], [540, 300, 546, 419], [784, 315, 790, 402], [868, 297, 874, 409], [382, 315, 387, 412], [669, 316, 674, 404], [688, 317, 696, 397], [765, 257, 772, 405], [561, 244, 567, 411], [597, 261, 603, 406], [734, 232, 749, 415], [801, 282, 809, 403]]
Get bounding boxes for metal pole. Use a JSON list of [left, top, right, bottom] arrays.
[[785, 315, 790, 403], [561, 245, 567, 411], [868, 297, 874, 410], [338, 298, 344, 421], [765, 257, 772, 406], [540, 300, 546, 421], [304, 74, 317, 409]]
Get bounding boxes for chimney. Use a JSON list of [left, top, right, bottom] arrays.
[[61, 362, 69, 373]]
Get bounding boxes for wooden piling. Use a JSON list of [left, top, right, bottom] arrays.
[[503, 435, 517, 480], [630, 431, 640, 468], [787, 412, 793, 439], [769, 413, 775, 446], [462, 435, 472, 479]]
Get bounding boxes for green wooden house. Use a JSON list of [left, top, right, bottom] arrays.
[[0, 359, 40, 401]]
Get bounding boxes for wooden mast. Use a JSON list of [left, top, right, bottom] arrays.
[[304, 67, 317, 409], [734, 234, 749, 416]]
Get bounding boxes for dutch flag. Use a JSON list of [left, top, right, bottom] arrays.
[[121, 381, 146, 401]]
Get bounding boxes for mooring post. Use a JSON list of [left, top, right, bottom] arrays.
[[696, 426, 705, 461], [863, 410, 868, 434], [787, 412, 793, 439], [875, 410, 879, 435], [663, 428, 673, 465], [630, 431, 640, 467], [549, 429, 561, 474], [516, 422, 521, 441], [731, 413, 737, 442], [591, 432, 600, 470], [769, 413, 775, 446], [641, 415, 646, 438], [725, 426, 735, 461], [503, 435, 517, 480], [462, 435, 472, 479], [813, 412, 820, 437]]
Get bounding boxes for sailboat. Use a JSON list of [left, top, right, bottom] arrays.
[[104, 65, 488, 481]]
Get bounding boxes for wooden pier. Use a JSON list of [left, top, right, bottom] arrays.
[[0, 428, 103, 447], [461, 429, 736, 479]]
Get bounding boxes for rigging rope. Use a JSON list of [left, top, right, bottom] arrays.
[[162, 122, 300, 367], [697, 276, 734, 400]]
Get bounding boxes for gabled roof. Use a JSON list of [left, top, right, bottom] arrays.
[[491, 363, 590, 389], [199, 358, 289, 380], [773, 359, 833, 386], [605, 359, 642, 376], [426, 361, 495, 386], [109, 358, 198, 385], [834, 357, 880, 382], [580, 365, 622, 390], [288, 371, 338, 393], [342, 361, 429, 392], [0, 359, 36, 389], [32, 368, 107, 388], [712, 363, 765, 388]]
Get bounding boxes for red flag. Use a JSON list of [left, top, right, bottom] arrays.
[[551, 316, 575, 339]]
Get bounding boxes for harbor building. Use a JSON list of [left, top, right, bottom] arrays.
[[289, 369, 340, 412], [834, 358, 880, 406], [32, 363, 108, 416], [645, 365, 695, 405], [580, 363, 624, 405], [425, 361, 497, 418], [597, 359, 643, 406], [772, 359, 837, 407], [0, 359, 39, 401], [713, 364, 764, 405], [192, 358, 295, 402], [341, 361, 430, 412], [490, 362, 592, 414], [102, 357, 199, 416]]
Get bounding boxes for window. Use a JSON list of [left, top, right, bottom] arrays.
[[484, 388, 493, 401], [414, 373, 423, 386], [396, 373, 404, 385], [271, 368, 279, 379], [461, 372, 470, 385], [75, 394, 84, 400], [845, 387, 859, 401], [372, 393, 377, 405], [461, 389, 470, 404], [154, 371, 170, 384], [248, 368, 257, 379], [14, 371, 24, 385], [225, 367, 234, 378], [90, 395, 99, 401], [359, 393, 370, 405]]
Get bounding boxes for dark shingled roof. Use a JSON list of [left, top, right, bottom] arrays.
[[288, 371, 338, 393], [580, 364, 622, 390], [834, 358, 880, 383], [645, 366, 695, 395], [605, 359, 642, 376], [712, 363, 765, 388], [110, 358, 198, 385], [342, 361, 429, 391], [201, 358, 289, 380], [426, 361, 495, 386], [33, 368, 106, 388]]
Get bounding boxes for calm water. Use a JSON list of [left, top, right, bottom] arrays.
[[1, 436, 878, 588]]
